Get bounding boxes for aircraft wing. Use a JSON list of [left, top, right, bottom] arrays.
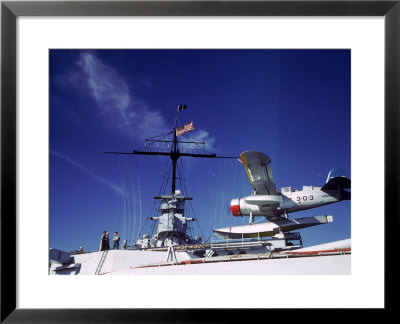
[[240, 151, 277, 195], [213, 215, 333, 239]]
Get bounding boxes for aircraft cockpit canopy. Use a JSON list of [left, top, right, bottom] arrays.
[[326, 168, 350, 183], [322, 168, 351, 191]]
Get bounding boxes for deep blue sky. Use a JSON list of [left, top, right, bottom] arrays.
[[50, 49, 350, 252]]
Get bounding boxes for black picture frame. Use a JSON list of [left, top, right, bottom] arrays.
[[1, 0, 397, 322]]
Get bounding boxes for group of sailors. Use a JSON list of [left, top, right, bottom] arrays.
[[100, 231, 120, 251]]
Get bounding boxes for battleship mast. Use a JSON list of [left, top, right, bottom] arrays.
[[132, 105, 216, 195], [106, 105, 234, 248]]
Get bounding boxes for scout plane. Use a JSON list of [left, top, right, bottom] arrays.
[[230, 151, 351, 224]]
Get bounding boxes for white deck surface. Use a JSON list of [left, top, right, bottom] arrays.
[[54, 239, 351, 275], [108, 254, 351, 275], [73, 249, 194, 275]]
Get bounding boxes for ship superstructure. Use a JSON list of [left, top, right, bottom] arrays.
[[106, 105, 226, 249]]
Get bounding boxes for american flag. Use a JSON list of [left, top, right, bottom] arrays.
[[176, 121, 194, 136]]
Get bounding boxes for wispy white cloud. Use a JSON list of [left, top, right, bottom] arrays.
[[79, 53, 130, 116], [56, 52, 217, 149], [77, 52, 168, 140], [191, 129, 216, 152], [51, 151, 123, 196]]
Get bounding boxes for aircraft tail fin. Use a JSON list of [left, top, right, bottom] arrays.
[[321, 168, 351, 191], [339, 189, 351, 200]]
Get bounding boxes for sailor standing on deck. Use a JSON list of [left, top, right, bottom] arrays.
[[113, 232, 120, 250], [100, 231, 110, 251], [105, 232, 110, 250]]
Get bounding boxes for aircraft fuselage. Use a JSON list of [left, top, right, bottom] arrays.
[[279, 187, 341, 214], [231, 186, 346, 218]]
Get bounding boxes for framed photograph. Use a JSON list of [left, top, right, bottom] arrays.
[[2, 0, 398, 321]]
